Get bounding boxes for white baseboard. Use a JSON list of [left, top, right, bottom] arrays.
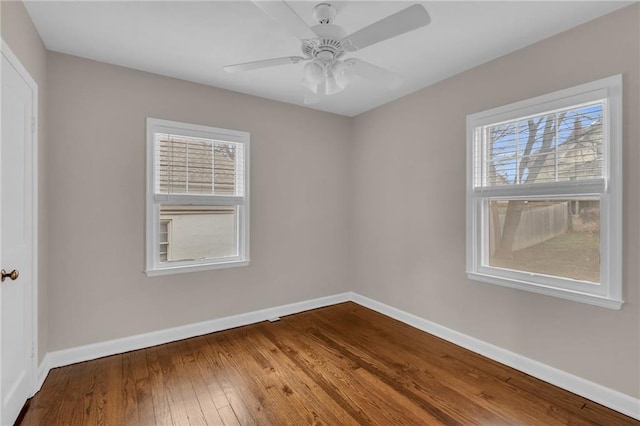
[[33, 291, 640, 420], [349, 292, 640, 421], [38, 292, 351, 386], [34, 354, 51, 395]]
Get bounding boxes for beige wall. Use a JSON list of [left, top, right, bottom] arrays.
[[1, 0, 49, 363], [46, 52, 351, 351], [351, 5, 640, 398]]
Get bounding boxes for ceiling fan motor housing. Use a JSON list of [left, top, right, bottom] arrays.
[[303, 23, 347, 63]]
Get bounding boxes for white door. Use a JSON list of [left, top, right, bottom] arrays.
[[0, 46, 35, 426]]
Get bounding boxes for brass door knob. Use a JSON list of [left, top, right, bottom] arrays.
[[1, 269, 19, 282]]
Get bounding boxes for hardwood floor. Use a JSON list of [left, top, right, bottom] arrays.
[[20, 302, 639, 425]]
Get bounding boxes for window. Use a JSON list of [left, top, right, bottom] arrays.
[[146, 118, 250, 276], [466, 75, 622, 309]]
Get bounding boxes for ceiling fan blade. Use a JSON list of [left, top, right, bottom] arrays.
[[224, 56, 306, 73], [346, 59, 403, 89], [252, 1, 317, 40], [343, 4, 430, 52]]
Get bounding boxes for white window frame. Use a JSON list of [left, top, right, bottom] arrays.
[[466, 75, 623, 309], [146, 118, 250, 276]]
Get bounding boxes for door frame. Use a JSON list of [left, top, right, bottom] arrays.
[[0, 39, 39, 398]]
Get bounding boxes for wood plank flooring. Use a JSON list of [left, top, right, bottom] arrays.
[[19, 302, 639, 425]]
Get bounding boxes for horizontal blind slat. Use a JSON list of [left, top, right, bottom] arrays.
[[154, 132, 244, 197], [475, 101, 604, 188]]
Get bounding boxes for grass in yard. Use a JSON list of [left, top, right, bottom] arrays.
[[490, 231, 600, 283]]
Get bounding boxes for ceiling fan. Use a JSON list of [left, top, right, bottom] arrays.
[[224, 1, 431, 104]]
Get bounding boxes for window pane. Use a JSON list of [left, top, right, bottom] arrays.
[[156, 133, 244, 196], [480, 102, 603, 187], [159, 205, 237, 262], [488, 199, 600, 283]]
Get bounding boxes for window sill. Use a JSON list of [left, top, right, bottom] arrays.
[[146, 259, 250, 277], [467, 271, 623, 310]]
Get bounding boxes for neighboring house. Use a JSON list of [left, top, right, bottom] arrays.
[[160, 206, 236, 262], [535, 117, 602, 183]]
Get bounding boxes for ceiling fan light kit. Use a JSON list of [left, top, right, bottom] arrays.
[[224, 1, 431, 104]]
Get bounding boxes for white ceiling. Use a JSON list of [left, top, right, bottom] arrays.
[[25, 1, 630, 117]]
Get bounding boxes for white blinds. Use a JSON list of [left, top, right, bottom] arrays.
[[475, 101, 604, 188], [154, 133, 245, 197]]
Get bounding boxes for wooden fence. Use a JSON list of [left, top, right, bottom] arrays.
[[490, 202, 569, 254]]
